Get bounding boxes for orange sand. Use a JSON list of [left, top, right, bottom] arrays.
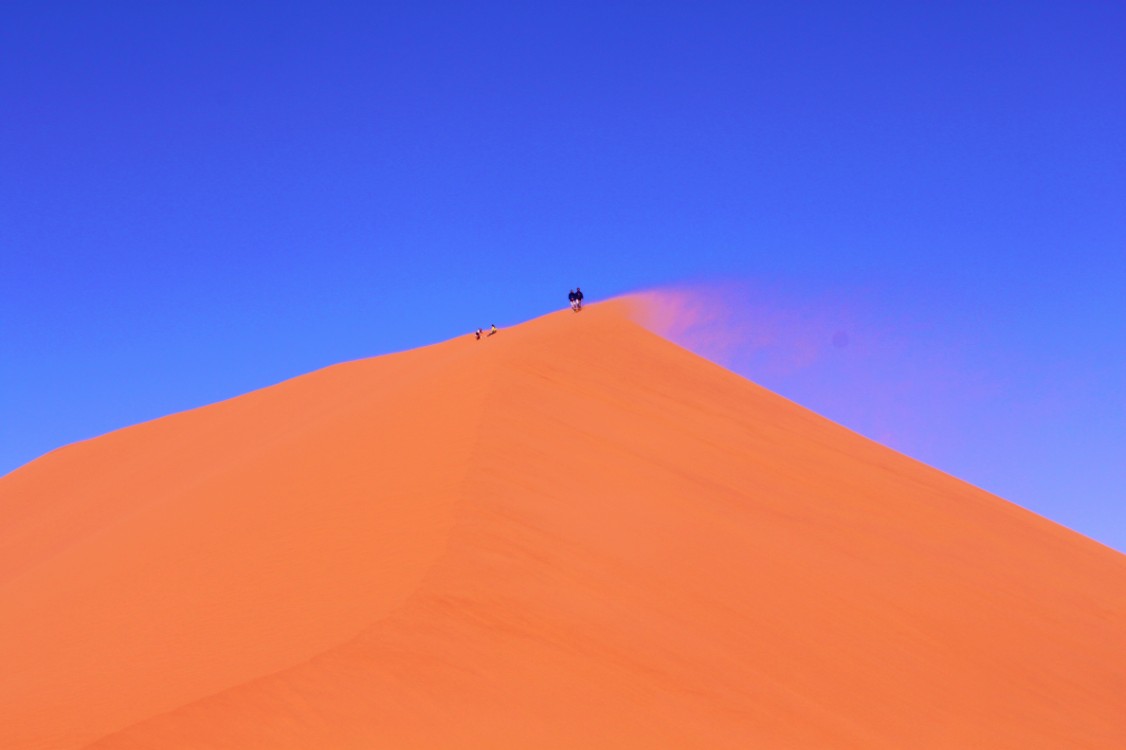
[[2, 297, 1124, 748]]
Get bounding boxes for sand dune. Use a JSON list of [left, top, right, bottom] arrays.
[[2, 297, 1124, 749]]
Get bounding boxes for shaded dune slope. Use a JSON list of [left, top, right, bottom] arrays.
[[2, 299, 1124, 749]]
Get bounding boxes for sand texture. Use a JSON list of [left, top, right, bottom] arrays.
[[2, 298, 1124, 748]]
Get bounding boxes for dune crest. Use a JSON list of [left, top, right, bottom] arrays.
[[2, 298, 1124, 749]]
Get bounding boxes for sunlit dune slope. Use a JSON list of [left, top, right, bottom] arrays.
[[2, 298, 1124, 749]]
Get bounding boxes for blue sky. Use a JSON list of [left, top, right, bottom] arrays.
[[3, 2, 1123, 550]]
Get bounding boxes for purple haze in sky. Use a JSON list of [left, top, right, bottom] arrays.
[[642, 281, 1125, 552]]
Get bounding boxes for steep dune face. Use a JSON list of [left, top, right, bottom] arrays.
[[2, 299, 1124, 749]]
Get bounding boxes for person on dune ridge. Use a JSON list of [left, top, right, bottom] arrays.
[[575, 287, 584, 311], [568, 289, 578, 311]]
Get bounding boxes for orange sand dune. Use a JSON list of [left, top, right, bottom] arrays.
[[2, 297, 1124, 749]]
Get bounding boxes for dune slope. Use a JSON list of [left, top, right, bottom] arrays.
[[2, 299, 1124, 749]]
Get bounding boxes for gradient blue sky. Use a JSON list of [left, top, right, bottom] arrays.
[[3, 2, 1123, 550]]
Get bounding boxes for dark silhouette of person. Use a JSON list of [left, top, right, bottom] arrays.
[[575, 287, 584, 310], [568, 289, 577, 311]]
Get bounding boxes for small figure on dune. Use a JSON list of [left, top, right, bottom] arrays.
[[568, 289, 578, 311], [488, 324, 498, 336], [475, 328, 483, 340], [575, 286, 584, 311]]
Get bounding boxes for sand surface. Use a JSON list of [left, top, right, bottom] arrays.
[[2, 297, 1124, 748]]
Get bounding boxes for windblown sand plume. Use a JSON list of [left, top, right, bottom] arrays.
[[2, 297, 1124, 748]]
